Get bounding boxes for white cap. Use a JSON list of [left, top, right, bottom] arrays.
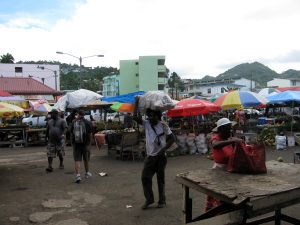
[[216, 118, 232, 129]]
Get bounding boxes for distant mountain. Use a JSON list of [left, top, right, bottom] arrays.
[[280, 69, 300, 79], [216, 62, 279, 87], [201, 75, 215, 81]]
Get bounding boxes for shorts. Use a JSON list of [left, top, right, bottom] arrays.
[[73, 144, 90, 162], [47, 139, 65, 158]]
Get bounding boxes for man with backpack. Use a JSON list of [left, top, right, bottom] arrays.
[[70, 110, 93, 183], [46, 109, 68, 172]]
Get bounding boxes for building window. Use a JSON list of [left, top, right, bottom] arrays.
[[291, 80, 296, 86], [207, 88, 211, 94], [15, 67, 22, 73], [158, 84, 164, 90]]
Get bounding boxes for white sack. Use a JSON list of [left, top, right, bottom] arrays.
[[54, 89, 102, 111], [138, 91, 175, 113]]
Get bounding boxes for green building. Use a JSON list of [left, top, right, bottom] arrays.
[[102, 74, 119, 96], [119, 56, 168, 95]]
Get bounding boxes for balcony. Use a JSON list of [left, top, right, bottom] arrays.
[[157, 65, 167, 73], [158, 77, 167, 84]]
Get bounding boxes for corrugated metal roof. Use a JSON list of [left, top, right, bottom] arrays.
[[0, 77, 59, 95]]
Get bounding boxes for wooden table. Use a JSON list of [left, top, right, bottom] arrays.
[[26, 128, 47, 145], [0, 125, 27, 147], [175, 161, 300, 225]]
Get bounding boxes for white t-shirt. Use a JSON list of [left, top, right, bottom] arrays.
[[143, 120, 172, 156]]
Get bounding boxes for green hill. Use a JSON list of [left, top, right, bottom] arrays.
[[216, 62, 279, 87], [280, 69, 300, 79]]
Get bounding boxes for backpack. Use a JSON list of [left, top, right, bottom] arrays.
[[73, 120, 86, 144]]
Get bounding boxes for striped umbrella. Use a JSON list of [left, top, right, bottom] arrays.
[[214, 91, 268, 110], [110, 102, 135, 113], [0, 102, 24, 118]]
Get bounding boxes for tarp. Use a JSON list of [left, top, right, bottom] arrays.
[[101, 91, 145, 104], [53, 89, 102, 111]]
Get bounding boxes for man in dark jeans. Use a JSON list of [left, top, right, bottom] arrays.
[[134, 104, 175, 209], [70, 110, 93, 183]]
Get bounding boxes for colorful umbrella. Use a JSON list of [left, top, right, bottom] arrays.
[[0, 102, 24, 118], [29, 100, 52, 115], [110, 102, 135, 113], [209, 93, 224, 102], [0, 96, 30, 109], [167, 99, 221, 117], [214, 91, 268, 110]]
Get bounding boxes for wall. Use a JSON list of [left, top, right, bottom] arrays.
[[0, 63, 60, 90], [119, 56, 167, 94], [139, 56, 161, 92], [234, 78, 255, 91], [119, 60, 139, 94], [267, 78, 291, 88]]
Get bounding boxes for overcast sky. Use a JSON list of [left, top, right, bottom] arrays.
[[1, 0, 300, 79]]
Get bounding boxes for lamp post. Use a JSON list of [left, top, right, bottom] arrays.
[[56, 51, 104, 89], [37, 65, 58, 90]]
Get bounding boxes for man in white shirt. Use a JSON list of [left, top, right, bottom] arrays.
[[134, 106, 175, 210]]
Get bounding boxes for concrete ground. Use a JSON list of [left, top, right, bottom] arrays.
[[0, 144, 299, 225]]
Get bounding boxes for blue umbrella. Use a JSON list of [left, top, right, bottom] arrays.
[[267, 91, 300, 133], [101, 91, 145, 104]]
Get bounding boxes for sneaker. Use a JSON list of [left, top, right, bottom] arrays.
[[85, 172, 92, 179], [75, 175, 81, 183], [59, 164, 64, 169], [45, 167, 53, 173], [141, 201, 154, 210], [157, 202, 166, 208]]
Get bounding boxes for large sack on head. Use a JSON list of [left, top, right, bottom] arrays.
[[138, 91, 175, 113]]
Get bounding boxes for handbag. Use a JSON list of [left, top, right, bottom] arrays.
[[227, 142, 267, 174]]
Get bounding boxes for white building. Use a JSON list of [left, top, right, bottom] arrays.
[[0, 63, 60, 90], [185, 77, 255, 97], [267, 78, 300, 88]]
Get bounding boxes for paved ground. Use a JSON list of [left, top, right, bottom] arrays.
[[0, 144, 299, 225]]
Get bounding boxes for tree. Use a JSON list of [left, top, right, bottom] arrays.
[[168, 72, 184, 99], [0, 53, 14, 63]]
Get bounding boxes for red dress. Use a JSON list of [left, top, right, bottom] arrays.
[[205, 134, 234, 211]]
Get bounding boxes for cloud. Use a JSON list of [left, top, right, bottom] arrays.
[[1, 0, 300, 79]]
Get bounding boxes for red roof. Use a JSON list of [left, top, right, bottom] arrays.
[[0, 77, 60, 95], [0, 89, 12, 96], [276, 86, 300, 92]]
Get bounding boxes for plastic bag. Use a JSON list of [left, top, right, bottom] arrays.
[[227, 142, 267, 174]]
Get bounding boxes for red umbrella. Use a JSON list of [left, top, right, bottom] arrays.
[[0, 90, 12, 97], [167, 99, 221, 117]]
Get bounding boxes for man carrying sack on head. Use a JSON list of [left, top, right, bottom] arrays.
[[134, 96, 175, 210]]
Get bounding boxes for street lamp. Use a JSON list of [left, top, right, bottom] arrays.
[[37, 65, 58, 90], [56, 51, 104, 89]]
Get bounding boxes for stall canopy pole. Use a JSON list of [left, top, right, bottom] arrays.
[[291, 101, 294, 134]]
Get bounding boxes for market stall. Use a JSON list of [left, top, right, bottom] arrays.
[[176, 161, 300, 225], [0, 125, 27, 147]]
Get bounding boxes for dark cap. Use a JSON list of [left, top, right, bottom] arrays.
[[51, 109, 58, 114]]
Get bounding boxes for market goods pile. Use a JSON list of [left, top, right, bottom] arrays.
[[259, 127, 275, 146]]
